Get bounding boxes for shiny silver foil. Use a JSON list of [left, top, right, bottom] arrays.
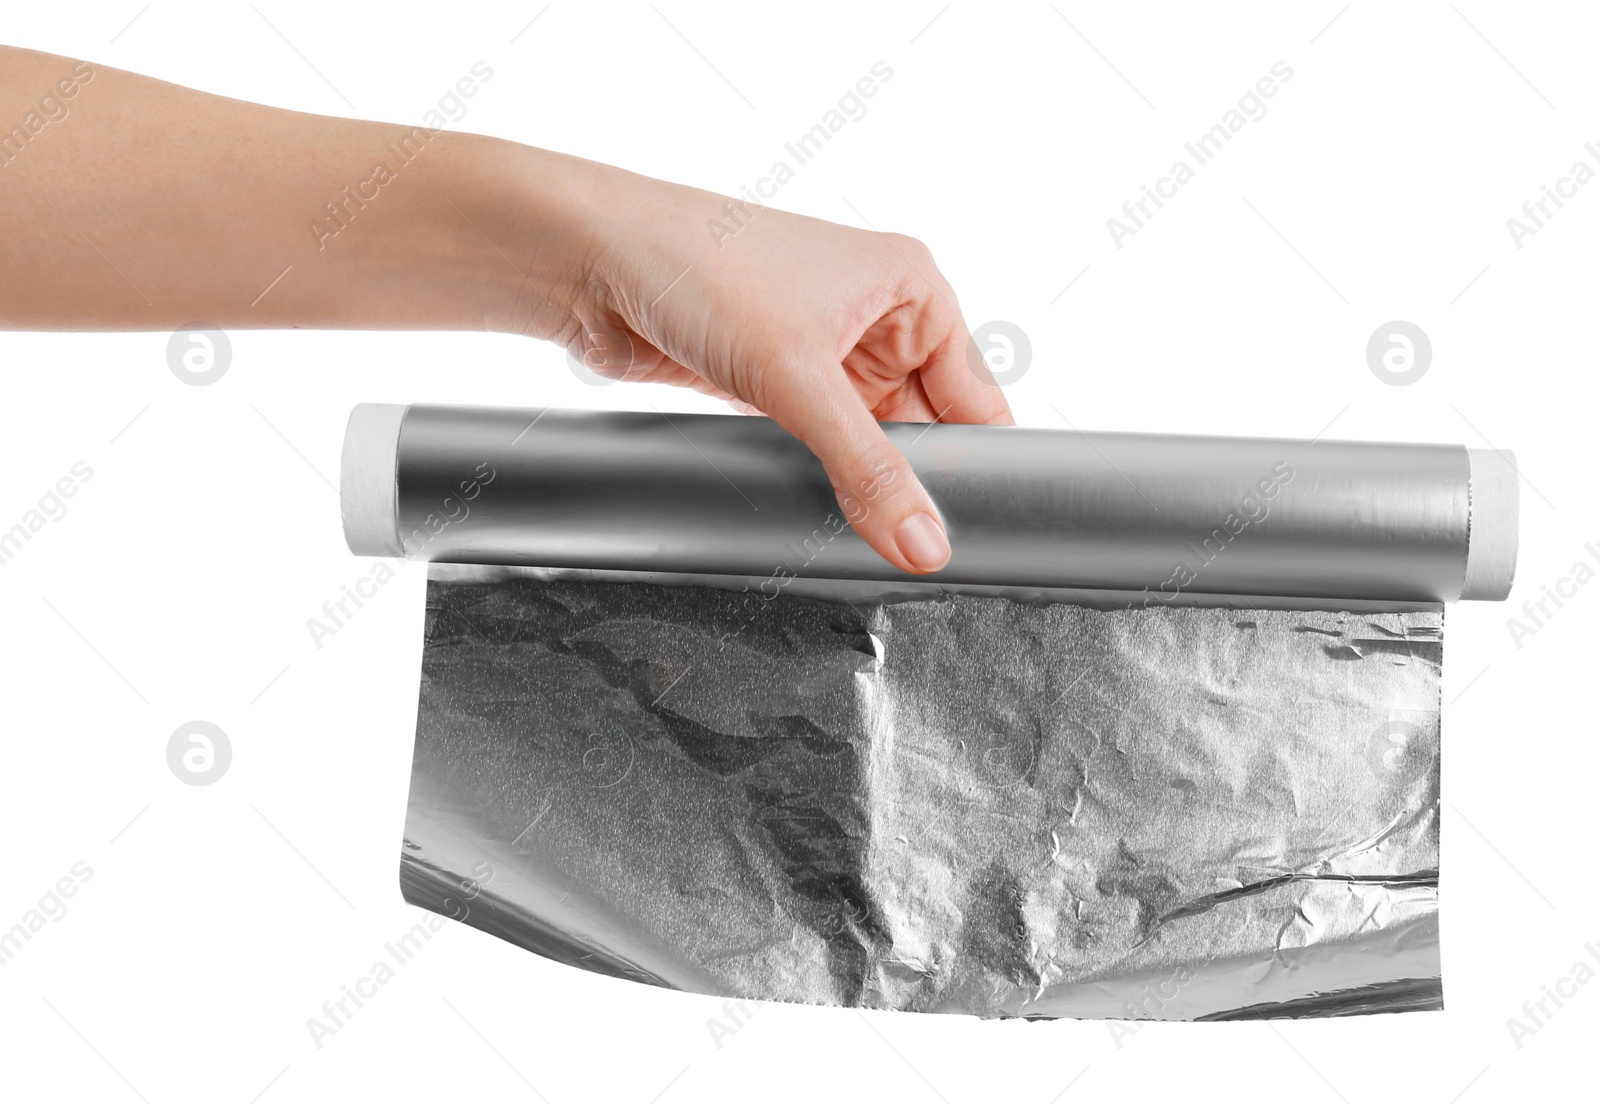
[[384, 405, 1493, 602], [401, 568, 1442, 1020]]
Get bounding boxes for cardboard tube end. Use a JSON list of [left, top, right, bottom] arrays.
[[341, 403, 407, 557], [1462, 448, 1519, 601]]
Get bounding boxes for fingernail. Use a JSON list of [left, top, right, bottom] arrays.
[[896, 512, 950, 572]]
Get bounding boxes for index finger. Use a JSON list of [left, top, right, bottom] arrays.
[[917, 293, 1017, 428]]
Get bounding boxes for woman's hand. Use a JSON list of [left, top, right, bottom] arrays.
[[504, 162, 1015, 574]]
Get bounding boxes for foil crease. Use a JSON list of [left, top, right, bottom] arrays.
[[401, 575, 1443, 1020]]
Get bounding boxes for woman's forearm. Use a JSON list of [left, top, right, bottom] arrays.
[[2, 44, 1014, 575], [0, 45, 591, 336]]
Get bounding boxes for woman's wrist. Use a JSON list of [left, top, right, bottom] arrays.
[[430, 135, 622, 344]]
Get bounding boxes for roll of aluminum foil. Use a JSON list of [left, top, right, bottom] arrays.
[[342, 404, 1518, 604], [338, 403, 1515, 1020]]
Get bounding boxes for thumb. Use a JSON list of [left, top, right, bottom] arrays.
[[760, 361, 952, 575]]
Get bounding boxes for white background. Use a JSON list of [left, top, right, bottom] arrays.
[[1, 2, 1595, 1106]]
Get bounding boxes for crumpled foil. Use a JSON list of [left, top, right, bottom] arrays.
[[401, 574, 1443, 1020]]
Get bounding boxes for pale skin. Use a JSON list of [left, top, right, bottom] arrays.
[[0, 46, 1013, 573]]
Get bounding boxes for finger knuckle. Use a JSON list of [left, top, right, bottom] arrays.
[[885, 232, 933, 263]]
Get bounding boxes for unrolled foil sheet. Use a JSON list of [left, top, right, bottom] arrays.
[[400, 567, 1443, 1020]]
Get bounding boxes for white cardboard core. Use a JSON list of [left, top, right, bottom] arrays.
[[340, 403, 407, 557], [1462, 447, 1519, 601]]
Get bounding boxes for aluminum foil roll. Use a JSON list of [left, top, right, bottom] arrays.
[[342, 404, 1518, 604], [336, 403, 1515, 1020]]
